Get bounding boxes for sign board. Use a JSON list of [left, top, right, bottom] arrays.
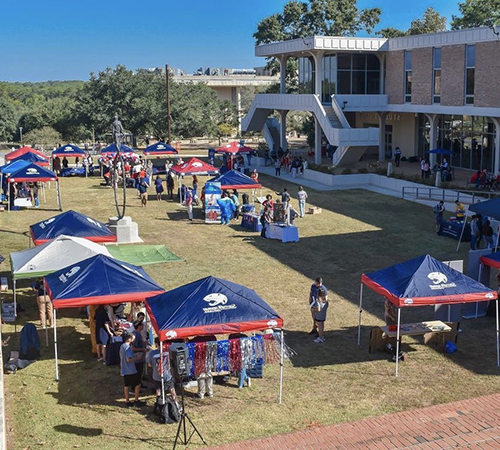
[[2, 303, 15, 322], [273, 203, 287, 224], [204, 182, 222, 224]]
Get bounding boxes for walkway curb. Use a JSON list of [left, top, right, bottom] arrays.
[[202, 393, 500, 450]]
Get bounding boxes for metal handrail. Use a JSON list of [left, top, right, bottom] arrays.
[[402, 186, 500, 204]]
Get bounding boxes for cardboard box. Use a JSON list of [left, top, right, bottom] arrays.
[[308, 207, 322, 214]]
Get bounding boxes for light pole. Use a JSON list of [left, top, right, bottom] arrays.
[[19, 127, 23, 144]]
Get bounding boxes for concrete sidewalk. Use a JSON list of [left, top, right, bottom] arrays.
[[203, 393, 500, 450]]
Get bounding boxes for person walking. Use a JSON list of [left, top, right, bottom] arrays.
[[297, 186, 308, 218], [308, 277, 327, 338], [186, 190, 194, 222], [394, 147, 402, 167], [433, 200, 445, 233]]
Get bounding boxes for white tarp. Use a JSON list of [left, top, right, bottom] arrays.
[[11, 234, 112, 280]]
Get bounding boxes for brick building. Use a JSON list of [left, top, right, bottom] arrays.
[[242, 26, 500, 174]]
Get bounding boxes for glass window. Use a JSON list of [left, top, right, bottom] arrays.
[[337, 71, 351, 94], [298, 57, 315, 94], [337, 54, 351, 70], [322, 54, 336, 102], [366, 54, 379, 70], [466, 45, 475, 67], [352, 71, 366, 95], [367, 71, 380, 94], [405, 51, 412, 103], [352, 54, 366, 70], [433, 48, 441, 68], [465, 45, 475, 104]]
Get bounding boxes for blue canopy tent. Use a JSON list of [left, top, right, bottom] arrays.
[[207, 170, 262, 190], [6, 163, 61, 212], [145, 275, 285, 402], [457, 197, 500, 251], [143, 142, 178, 157], [9, 151, 50, 166], [44, 253, 165, 380], [101, 143, 136, 156], [358, 254, 498, 376], [1, 160, 30, 200], [52, 144, 86, 158], [30, 210, 117, 245]]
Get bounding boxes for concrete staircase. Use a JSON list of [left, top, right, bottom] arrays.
[[263, 118, 281, 152]]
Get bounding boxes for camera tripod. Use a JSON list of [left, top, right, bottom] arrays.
[[172, 379, 206, 450]]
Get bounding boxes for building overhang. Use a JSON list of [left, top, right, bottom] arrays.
[[172, 75, 279, 87], [255, 36, 387, 58]]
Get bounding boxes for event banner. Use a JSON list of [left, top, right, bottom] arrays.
[[205, 182, 222, 224]]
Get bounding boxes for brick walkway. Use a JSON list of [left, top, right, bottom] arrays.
[[203, 394, 500, 450]]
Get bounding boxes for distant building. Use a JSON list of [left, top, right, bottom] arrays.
[[242, 26, 500, 173]]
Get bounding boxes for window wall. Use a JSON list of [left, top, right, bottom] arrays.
[[417, 114, 495, 171], [335, 53, 380, 96], [298, 57, 315, 94], [322, 55, 336, 102]]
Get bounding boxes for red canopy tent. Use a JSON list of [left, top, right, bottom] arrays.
[[170, 157, 218, 176], [215, 141, 254, 155], [5, 146, 48, 161]]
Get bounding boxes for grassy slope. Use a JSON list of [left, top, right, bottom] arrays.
[[1, 175, 499, 450]]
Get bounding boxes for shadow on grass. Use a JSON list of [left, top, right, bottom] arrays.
[[54, 424, 103, 437]]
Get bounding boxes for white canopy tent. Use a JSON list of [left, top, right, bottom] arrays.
[[10, 235, 112, 342]]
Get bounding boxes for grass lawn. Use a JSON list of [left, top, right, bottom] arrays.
[[1, 174, 499, 450]]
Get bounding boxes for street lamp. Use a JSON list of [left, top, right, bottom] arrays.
[[19, 127, 23, 143]]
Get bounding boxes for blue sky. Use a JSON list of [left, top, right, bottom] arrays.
[[0, 0, 460, 82]]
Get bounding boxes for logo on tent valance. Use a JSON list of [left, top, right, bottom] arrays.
[[427, 272, 456, 290]]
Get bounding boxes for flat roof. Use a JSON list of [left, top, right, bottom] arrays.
[[256, 26, 500, 57], [173, 75, 278, 87]]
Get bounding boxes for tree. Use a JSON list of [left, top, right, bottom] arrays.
[[23, 126, 62, 148], [0, 95, 17, 142], [254, 0, 381, 92], [451, 0, 500, 30], [378, 7, 447, 38]]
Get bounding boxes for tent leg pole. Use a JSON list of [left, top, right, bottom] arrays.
[[496, 299, 500, 367], [448, 305, 451, 323], [54, 309, 59, 381], [357, 283, 363, 346], [13, 279, 16, 318], [456, 207, 469, 252], [279, 329, 284, 405], [44, 285, 48, 347], [56, 181, 62, 211], [395, 308, 401, 377], [160, 341, 165, 404]]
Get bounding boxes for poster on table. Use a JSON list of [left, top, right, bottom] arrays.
[[204, 182, 221, 224], [273, 203, 287, 223]]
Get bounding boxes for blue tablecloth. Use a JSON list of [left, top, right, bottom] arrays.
[[266, 223, 299, 243], [60, 167, 86, 177], [105, 335, 123, 366], [241, 213, 262, 232], [438, 220, 471, 241]]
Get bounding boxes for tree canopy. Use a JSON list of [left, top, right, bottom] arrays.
[[378, 7, 447, 38], [451, 0, 500, 30]]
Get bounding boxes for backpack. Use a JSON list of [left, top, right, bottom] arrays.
[[154, 397, 180, 424]]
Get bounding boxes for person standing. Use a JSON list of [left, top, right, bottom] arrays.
[[131, 320, 148, 380], [482, 219, 494, 249], [94, 304, 114, 363], [33, 280, 53, 329], [297, 186, 308, 218], [138, 176, 149, 207], [308, 277, 327, 337], [260, 205, 271, 238], [166, 173, 175, 200], [275, 188, 290, 210], [154, 175, 164, 200], [394, 147, 402, 167], [454, 200, 465, 222], [186, 190, 194, 222], [312, 286, 329, 343], [120, 333, 145, 407], [274, 158, 281, 176], [433, 200, 445, 233], [470, 214, 482, 250], [192, 175, 198, 197], [147, 337, 177, 402]]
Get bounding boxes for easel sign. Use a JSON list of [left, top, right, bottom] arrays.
[[2, 303, 16, 323], [273, 203, 287, 224]]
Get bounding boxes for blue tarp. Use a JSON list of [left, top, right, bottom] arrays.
[[362, 254, 496, 307], [144, 142, 178, 155], [7, 163, 57, 182], [145, 276, 283, 340], [52, 144, 86, 157], [44, 254, 164, 308], [208, 170, 261, 189], [0, 160, 30, 174], [469, 198, 500, 222], [101, 143, 136, 154], [30, 210, 116, 245]]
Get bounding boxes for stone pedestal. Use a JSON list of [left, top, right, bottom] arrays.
[[108, 216, 142, 243]]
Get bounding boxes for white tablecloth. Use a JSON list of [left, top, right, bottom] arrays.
[[266, 224, 299, 243]]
